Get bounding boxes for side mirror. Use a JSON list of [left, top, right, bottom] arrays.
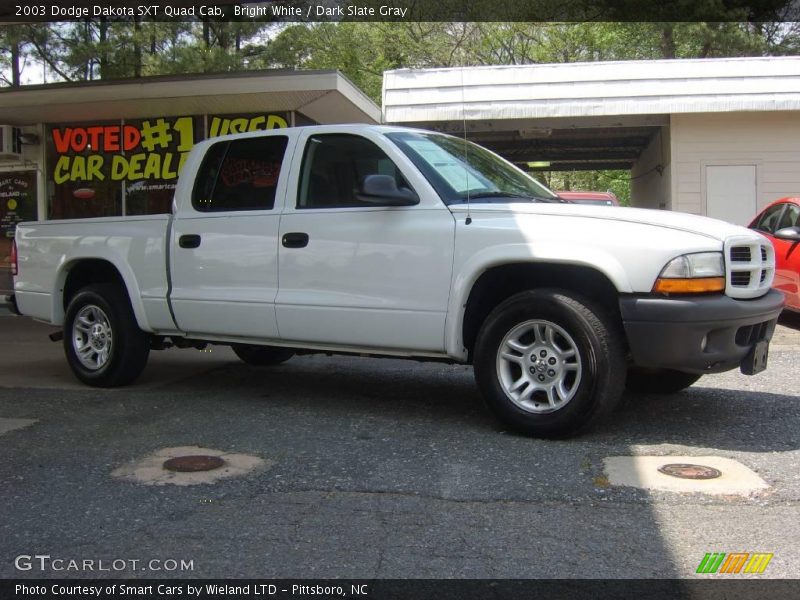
[[774, 226, 800, 242], [356, 174, 419, 206]]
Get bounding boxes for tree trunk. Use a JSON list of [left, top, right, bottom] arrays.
[[660, 24, 676, 59], [10, 37, 20, 86], [98, 18, 108, 78], [133, 18, 142, 77]]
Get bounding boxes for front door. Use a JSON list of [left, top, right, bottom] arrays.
[[276, 131, 455, 352]]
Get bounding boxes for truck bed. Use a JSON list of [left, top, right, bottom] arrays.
[[14, 215, 173, 331]]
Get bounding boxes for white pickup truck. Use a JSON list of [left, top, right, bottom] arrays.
[[10, 125, 784, 437]]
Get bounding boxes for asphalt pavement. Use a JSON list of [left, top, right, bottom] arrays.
[[0, 312, 799, 579]]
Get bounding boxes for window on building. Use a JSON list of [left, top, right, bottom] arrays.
[[125, 115, 204, 216], [0, 170, 37, 293], [192, 136, 288, 212], [46, 120, 122, 219]]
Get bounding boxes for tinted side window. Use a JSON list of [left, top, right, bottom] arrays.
[[298, 134, 410, 209], [192, 136, 288, 212], [753, 204, 786, 234]]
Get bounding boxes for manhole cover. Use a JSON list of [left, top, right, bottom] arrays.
[[658, 463, 722, 480], [163, 455, 225, 472]]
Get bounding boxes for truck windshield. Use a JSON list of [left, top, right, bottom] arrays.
[[386, 131, 560, 205]]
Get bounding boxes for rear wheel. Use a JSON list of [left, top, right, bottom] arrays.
[[474, 289, 626, 438], [232, 344, 294, 366], [64, 284, 150, 387], [626, 368, 702, 394]]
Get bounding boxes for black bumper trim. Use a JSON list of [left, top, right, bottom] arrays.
[[620, 290, 784, 374]]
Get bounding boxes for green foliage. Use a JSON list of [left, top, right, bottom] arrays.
[[2, 19, 799, 189], [3, 20, 799, 91], [0, 20, 266, 84]]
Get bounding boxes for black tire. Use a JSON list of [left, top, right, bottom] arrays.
[[232, 344, 294, 366], [626, 368, 702, 394], [63, 284, 150, 387], [474, 289, 626, 438]]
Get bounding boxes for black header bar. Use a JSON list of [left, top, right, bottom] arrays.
[[3, 579, 800, 600], [1, 0, 799, 23]]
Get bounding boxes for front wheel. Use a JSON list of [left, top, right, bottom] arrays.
[[63, 284, 150, 387], [474, 289, 626, 438]]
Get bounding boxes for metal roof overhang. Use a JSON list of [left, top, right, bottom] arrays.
[[0, 70, 382, 125], [383, 57, 800, 171]]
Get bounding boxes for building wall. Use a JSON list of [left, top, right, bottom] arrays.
[[631, 126, 671, 210], [670, 112, 800, 220]]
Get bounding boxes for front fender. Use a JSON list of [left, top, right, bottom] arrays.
[[444, 242, 631, 359]]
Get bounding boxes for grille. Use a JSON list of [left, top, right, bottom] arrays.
[[730, 247, 751, 262], [731, 272, 751, 287], [725, 237, 774, 299]]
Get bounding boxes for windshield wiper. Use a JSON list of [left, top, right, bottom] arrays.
[[466, 191, 556, 202]]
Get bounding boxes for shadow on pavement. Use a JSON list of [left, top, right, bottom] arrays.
[[779, 310, 800, 331]]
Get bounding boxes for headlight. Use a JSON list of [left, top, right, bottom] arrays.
[[653, 252, 725, 294]]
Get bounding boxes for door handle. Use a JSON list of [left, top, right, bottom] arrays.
[[179, 234, 202, 249], [282, 232, 309, 248]]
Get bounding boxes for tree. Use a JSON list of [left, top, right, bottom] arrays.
[[0, 27, 23, 86]]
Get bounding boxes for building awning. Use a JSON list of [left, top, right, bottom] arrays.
[[383, 56, 800, 124], [0, 69, 381, 125], [383, 56, 800, 171]]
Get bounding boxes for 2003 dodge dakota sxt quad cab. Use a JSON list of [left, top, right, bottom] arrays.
[[10, 125, 784, 437]]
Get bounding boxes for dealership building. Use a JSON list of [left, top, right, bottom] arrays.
[[2, 56, 800, 294]]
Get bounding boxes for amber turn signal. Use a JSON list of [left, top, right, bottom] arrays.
[[653, 277, 725, 294]]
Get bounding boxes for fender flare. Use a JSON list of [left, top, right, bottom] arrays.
[[444, 244, 631, 359], [52, 254, 152, 332]]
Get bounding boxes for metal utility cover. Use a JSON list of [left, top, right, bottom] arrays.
[[603, 455, 769, 495]]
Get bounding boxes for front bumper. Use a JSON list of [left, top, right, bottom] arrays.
[[620, 289, 784, 374]]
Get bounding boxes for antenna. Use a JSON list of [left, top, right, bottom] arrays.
[[459, 54, 472, 225]]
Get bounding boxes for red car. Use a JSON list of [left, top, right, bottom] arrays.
[[749, 197, 800, 312], [557, 191, 620, 206]]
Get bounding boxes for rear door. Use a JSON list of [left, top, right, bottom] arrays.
[[275, 129, 456, 352], [170, 131, 296, 338]]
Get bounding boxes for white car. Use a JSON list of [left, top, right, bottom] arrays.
[[10, 125, 783, 437]]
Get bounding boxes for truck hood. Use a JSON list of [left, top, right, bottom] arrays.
[[449, 203, 754, 242]]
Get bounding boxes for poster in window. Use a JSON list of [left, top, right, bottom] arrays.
[[0, 170, 37, 292]]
